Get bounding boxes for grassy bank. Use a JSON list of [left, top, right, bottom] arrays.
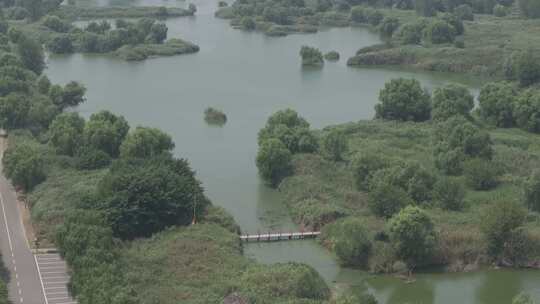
[[55, 5, 195, 20]]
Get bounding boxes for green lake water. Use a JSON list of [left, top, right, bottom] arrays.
[[45, 1, 540, 302]]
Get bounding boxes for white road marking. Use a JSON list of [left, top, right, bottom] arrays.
[[1, 191, 24, 304], [35, 254, 77, 304]]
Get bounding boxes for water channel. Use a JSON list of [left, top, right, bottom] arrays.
[[46, 0, 540, 302]]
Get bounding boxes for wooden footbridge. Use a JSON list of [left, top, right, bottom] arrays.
[[240, 231, 320, 242]]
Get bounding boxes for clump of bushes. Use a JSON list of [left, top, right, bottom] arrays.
[[350, 7, 384, 26], [204, 107, 227, 125], [431, 83, 474, 121], [477, 81, 517, 127], [2, 142, 46, 191], [320, 128, 347, 161], [300, 45, 324, 66], [379, 17, 400, 36], [256, 138, 293, 186], [463, 158, 500, 190], [375, 78, 431, 122], [454, 4, 474, 21], [493, 4, 508, 16], [324, 50, 340, 61], [321, 217, 372, 267]]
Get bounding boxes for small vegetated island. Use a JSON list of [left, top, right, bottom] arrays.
[[2, 1, 199, 61], [204, 107, 228, 125]]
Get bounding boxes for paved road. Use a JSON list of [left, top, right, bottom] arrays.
[[0, 137, 45, 304], [35, 254, 76, 304]]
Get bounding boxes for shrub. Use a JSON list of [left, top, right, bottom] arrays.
[[365, 8, 384, 26], [320, 129, 347, 161], [478, 81, 517, 127], [204, 107, 227, 125], [515, 50, 540, 87], [76, 148, 111, 170], [48, 112, 85, 156], [241, 16, 256, 30], [493, 4, 508, 16], [300, 45, 324, 66], [375, 78, 431, 122], [440, 13, 464, 35], [324, 51, 340, 61], [524, 170, 540, 212], [433, 176, 465, 210], [422, 19, 456, 44], [379, 17, 400, 36], [324, 217, 373, 267], [513, 293, 535, 304], [513, 89, 540, 133], [42, 15, 70, 32], [463, 158, 500, 190], [46, 35, 74, 54], [350, 6, 367, 23], [368, 182, 412, 218], [258, 109, 315, 153], [481, 200, 526, 258], [120, 126, 174, 159], [431, 83, 474, 121], [415, 0, 437, 16], [256, 138, 293, 186], [84, 110, 130, 157], [389, 206, 437, 269], [2, 142, 46, 191], [454, 4, 474, 20], [351, 152, 391, 191]]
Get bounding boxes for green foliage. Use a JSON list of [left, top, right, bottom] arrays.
[[300, 45, 324, 66], [379, 17, 400, 36], [3, 142, 46, 191], [397, 19, 428, 44], [321, 129, 347, 161], [84, 110, 129, 157], [204, 107, 227, 125], [422, 19, 456, 44], [323, 217, 373, 267], [258, 109, 317, 154], [97, 156, 206, 240], [523, 170, 540, 212], [431, 83, 474, 121], [375, 78, 431, 122], [515, 50, 540, 87], [481, 200, 526, 258], [46, 35, 74, 54], [440, 13, 464, 35], [454, 4, 474, 20], [241, 16, 256, 30], [76, 148, 111, 170], [239, 262, 330, 303], [48, 112, 85, 156], [256, 138, 293, 186], [519, 0, 540, 18], [493, 4, 508, 16], [389, 206, 436, 268], [415, 0, 437, 16], [513, 89, 540, 133], [478, 81, 517, 127], [351, 152, 391, 191], [119, 126, 174, 159], [0, 93, 30, 129], [433, 176, 465, 210], [42, 15, 70, 32], [16, 35, 45, 75], [512, 293, 535, 304], [324, 50, 340, 61], [368, 181, 412, 218]]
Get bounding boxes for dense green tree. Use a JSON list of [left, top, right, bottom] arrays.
[[431, 83, 474, 121], [85, 20, 111, 35], [57, 81, 86, 109], [379, 17, 400, 36], [98, 156, 206, 239], [256, 138, 293, 186], [42, 15, 70, 32], [321, 129, 347, 161], [350, 6, 368, 23], [524, 170, 540, 212], [415, 0, 437, 16], [300, 45, 324, 66], [2, 142, 45, 191], [513, 89, 540, 133], [440, 13, 464, 35], [365, 8, 383, 26], [83, 110, 129, 157], [46, 35, 74, 54], [351, 152, 391, 191], [146, 23, 168, 44], [241, 16, 256, 30], [368, 182, 412, 218], [454, 4, 474, 20], [515, 50, 540, 87], [398, 20, 428, 44], [76, 148, 111, 170], [119, 126, 174, 159], [7, 27, 22, 44], [0, 93, 30, 129], [37, 75, 51, 94], [481, 200, 526, 258], [27, 95, 59, 130], [464, 158, 500, 190], [330, 218, 372, 267], [433, 176, 465, 210], [478, 81, 516, 127], [375, 78, 431, 122], [258, 109, 316, 153], [48, 112, 85, 156], [16, 35, 45, 75], [422, 19, 456, 44], [389, 206, 436, 270]]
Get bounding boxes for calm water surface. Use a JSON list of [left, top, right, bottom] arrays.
[[46, 1, 539, 302]]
